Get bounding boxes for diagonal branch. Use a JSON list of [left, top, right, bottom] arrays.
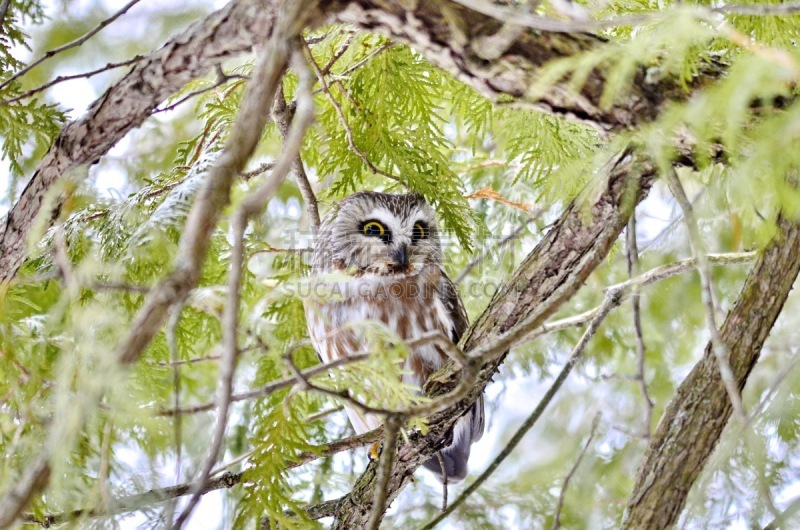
[[622, 213, 800, 529], [173, 41, 316, 529], [21, 429, 381, 526], [0, 0, 144, 92], [422, 290, 621, 530], [551, 412, 602, 530], [664, 170, 746, 421]]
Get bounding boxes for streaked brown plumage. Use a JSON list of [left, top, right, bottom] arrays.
[[303, 191, 484, 482]]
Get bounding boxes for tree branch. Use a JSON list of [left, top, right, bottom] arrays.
[[665, 170, 746, 421], [622, 214, 800, 529], [21, 429, 380, 527], [551, 413, 601, 530], [626, 215, 653, 437], [174, 42, 316, 529], [0, 0, 144, 92]]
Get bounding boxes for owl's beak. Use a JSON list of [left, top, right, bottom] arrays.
[[391, 244, 409, 269]]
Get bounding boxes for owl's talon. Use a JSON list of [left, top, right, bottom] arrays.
[[368, 441, 381, 461]]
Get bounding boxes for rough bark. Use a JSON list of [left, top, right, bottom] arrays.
[[337, 0, 725, 131], [621, 215, 800, 529], [331, 151, 657, 528], [0, 0, 723, 284]]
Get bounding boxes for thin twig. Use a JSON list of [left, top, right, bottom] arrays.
[[302, 39, 402, 184], [273, 83, 320, 230], [21, 430, 380, 526], [455, 221, 533, 284], [241, 161, 275, 181], [0, 0, 144, 92], [284, 348, 399, 416], [153, 67, 247, 114], [0, 0, 12, 29], [626, 216, 653, 438], [421, 290, 623, 530], [305, 406, 344, 424], [319, 32, 355, 75], [664, 170, 746, 421], [336, 42, 394, 78], [0, 57, 145, 106], [367, 415, 400, 530], [158, 351, 371, 417], [164, 306, 183, 525], [174, 46, 316, 529], [551, 413, 601, 530], [148, 353, 221, 367]]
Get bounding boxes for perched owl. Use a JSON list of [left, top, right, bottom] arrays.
[[304, 191, 484, 482]]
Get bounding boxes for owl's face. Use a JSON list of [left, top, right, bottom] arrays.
[[314, 191, 442, 276]]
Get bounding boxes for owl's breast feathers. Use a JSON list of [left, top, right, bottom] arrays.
[[304, 264, 456, 387]]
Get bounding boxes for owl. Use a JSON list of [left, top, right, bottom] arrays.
[[304, 191, 484, 482]]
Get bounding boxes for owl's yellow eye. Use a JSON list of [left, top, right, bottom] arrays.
[[361, 221, 390, 243], [412, 222, 427, 244]]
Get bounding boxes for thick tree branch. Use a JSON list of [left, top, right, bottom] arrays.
[[336, 1, 726, 133], [622, 214, 800, 529]]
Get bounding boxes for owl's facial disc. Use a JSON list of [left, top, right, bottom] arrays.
[[355, 216, 431, 276]]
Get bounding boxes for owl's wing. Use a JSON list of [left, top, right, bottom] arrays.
[[438, 271, 469, 344], [437, 271, 485, 442]]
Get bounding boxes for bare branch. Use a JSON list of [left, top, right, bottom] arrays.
[[22, 429, 379, 527], [174, 38, 316, 528], [273, 83, 320, 230], [0, 57, 145, 106], [551, 413, 601, 530], [0, 0, 144, 92], [152, 67, 247, 115], [626, 215, 653, 438], [367, 416, 400, 530], [158, 352, 371, 417], [422, 290, 622, 530], [664, 170, 746, 420]]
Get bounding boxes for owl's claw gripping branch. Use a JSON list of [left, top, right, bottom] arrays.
[[368, 441, 382, 462]]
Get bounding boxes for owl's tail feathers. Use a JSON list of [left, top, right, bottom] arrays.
[[422, 395, 485, 483]]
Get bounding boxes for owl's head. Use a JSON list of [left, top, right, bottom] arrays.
[[314, 191, 442, 276]]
